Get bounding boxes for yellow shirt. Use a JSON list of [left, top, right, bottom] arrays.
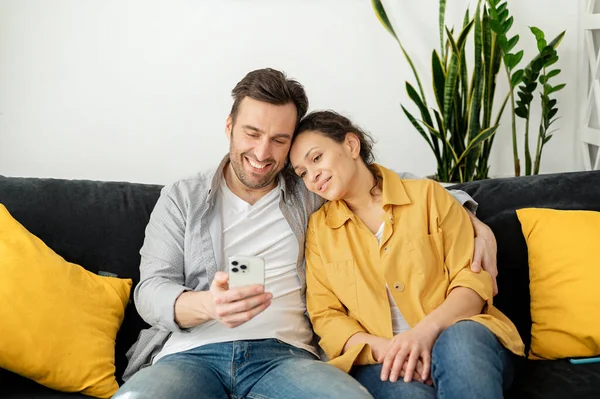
[[305, 164, 525, 373]]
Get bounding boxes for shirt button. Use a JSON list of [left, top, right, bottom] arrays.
[[384, 247, 389, 252], [393, 281, 405, 292]]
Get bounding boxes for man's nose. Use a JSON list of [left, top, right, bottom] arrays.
[[254, 139, 272, 161]]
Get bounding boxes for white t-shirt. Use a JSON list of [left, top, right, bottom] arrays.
[[375, 223, 411, 335], [153, 179, 315, 363]]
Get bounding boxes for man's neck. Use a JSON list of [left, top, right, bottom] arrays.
[[224, 162, 278, 205]]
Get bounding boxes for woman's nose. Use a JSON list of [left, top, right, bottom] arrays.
[[309, 169, 320, 182]]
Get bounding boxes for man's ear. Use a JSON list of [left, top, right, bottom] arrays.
[[345, 132, 361, 160], [225, 115, 233, 141]]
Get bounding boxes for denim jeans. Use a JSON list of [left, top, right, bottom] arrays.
[[350, 321, 516, 399], [113, 338, 373, 399]]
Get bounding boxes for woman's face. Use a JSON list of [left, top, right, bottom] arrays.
[[289, 130, 360, 201]]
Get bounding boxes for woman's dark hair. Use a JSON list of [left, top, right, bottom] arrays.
[[295, 110, 381, 193]]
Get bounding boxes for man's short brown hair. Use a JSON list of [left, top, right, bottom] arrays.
[[230, 68, 309, 126]]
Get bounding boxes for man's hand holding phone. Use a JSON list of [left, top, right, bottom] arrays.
[[209, 271, 272, 328], [174, 255, 271, 329]]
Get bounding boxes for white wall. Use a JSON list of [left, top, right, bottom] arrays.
[[0, 0, 582, 185]]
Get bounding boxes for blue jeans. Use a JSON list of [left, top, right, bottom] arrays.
[[350, 321, 516, 399], [113, 338, 373, 399]]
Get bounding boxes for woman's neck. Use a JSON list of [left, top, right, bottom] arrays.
[[344, 163, 382, 213]]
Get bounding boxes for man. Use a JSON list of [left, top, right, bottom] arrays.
[[114, 68, 498, 398]]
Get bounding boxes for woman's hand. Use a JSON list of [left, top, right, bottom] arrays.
[[368, 335, 391, 361], [379, 321, 441, 383]]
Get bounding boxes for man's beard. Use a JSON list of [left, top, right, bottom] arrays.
[[229, 143, 278, 190]]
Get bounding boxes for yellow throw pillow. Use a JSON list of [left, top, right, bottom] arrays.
[[516, 207, 600, 360], [0, 204, 132, 398]]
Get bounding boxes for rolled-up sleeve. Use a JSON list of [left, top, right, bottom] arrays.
[[433, 183, 493, 308], [305, 223, 367, 361], [134, 184, 190, 332]]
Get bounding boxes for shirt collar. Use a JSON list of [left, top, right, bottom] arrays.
[[324, 164, 412, 229]]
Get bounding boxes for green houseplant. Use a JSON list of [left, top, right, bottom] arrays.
[[372, 0, 565, 181]]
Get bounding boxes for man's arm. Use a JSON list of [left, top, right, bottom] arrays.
[[135, 184, 272, 331], [134, 185, 190, 332]]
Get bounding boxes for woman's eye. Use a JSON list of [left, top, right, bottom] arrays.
[[299, 171, 306, 178]]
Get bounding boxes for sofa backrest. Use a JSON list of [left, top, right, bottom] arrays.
[[2, 169, 600, 384], [450, 170, 600, 352], [0, 175, 162, 383]]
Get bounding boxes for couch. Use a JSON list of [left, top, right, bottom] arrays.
[[0, 170, 599, 398]]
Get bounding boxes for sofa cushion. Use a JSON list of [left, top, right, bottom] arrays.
[[450, 170, 600, 353], [507, 359, 600, 398], [517, 208, 600, 360], [0, 369, 90, 399], [0, 176, 162, 384], [0, 204, 132, 398]]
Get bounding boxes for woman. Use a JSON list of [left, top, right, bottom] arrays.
[[289, 110, 524, 399]]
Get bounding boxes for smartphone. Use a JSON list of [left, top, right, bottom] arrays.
[[227, 255, 265, 288]]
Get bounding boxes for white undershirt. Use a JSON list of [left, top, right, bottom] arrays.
[[153, 179, 315, 363], [375, 223, 411, 335]]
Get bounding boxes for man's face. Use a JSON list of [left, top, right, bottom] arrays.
[[226, 97, 298, 190]]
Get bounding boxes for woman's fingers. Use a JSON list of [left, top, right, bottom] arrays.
[[402, 349, 421, 383], [420, 349, 431, 382], [388, 345, 411, 382]]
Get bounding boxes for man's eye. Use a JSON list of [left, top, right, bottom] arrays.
[[313, 155, 321, 163]]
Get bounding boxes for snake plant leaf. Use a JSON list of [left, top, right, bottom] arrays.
[[443, 27, 461, 124], [467, 0, 484, 141], [401, 105, 436, 153], [406, 82, 433, 126], [463, 125, 499, 156], [439, 0, 447, 57], [432, 51, 446, 110], [417, 118, 443, 141], [371, 0, 398, 40], [457, 19, 475, 51], [433, 109, 445, 138]]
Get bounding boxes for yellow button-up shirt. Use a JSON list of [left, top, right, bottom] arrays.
[[305, 165, 525, 373]]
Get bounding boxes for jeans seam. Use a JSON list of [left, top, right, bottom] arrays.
[[431, 356, 441, 397], [230, 342, 237, 396]]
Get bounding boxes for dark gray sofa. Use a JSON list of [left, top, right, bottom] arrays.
[[0, 170, 599, 398]]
